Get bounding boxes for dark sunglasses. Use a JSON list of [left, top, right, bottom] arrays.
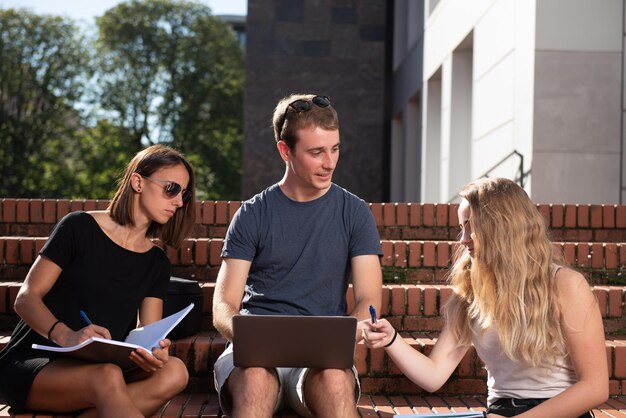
[[141, 176, 192, 203], [279, 95, 331, 136]]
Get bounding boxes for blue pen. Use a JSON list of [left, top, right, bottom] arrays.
[[79, 310, 93, 326], [369, 304, 377, 324]]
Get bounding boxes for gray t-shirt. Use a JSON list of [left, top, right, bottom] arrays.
[[222, 183, 382, 316]]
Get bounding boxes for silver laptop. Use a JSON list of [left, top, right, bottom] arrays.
[[232, 314, 357, 369]]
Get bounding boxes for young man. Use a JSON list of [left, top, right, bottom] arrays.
[[212, 94, 383, 418]]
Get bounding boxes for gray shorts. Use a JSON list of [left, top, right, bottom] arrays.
[[213, 343, 361, 417]]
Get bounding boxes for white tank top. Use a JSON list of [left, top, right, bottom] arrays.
[[472, 326, 577, 404], [470, 267, 577, 404]]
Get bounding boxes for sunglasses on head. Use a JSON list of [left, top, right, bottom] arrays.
[[141, 175, 192, 203], [279, 95, 331, 136]]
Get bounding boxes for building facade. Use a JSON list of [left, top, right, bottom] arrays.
[[242, 0, 390, 202], [217, 14, 246, 47], [244, 0, 625, 204], [391, 0, 624, 204]]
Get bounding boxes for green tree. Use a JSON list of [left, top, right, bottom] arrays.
[[95, 0, 245, 200], [0, 9, 91, 197], [71, 120, 137, 199]]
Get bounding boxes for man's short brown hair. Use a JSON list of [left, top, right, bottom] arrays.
[[272, 93, 339, 148]]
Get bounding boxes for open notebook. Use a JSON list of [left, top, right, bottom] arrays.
[[33, 303, 194, 371], [233, 314, 357, 369], [393, 413, 486, 417]]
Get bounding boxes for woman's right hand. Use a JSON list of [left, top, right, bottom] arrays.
[[359, 318, 397, 349], [55, 324, 111, 347]]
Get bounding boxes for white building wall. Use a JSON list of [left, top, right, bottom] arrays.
[[404, 99, 422, 202], [440, 56, 452, 202], [449, 46, 473, 201], [423, 0, 490, 80], [389, 101, 423, 203], [532, 0, 623, 204], [392, 0, 623, 204], [390, 116, 405, 201], [421, 0, 535, 201], [423, 73, 442, 202], [391, 0, 425, 202], [512, 0, 536, 189], [473, 0, 534, 188]]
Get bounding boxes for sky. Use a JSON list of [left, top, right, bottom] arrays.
[[0, 0, 247, 24]]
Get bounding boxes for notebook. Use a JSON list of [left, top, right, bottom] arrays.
[[232, 314, 357, 369], [32, 303, 194, 372], [392, 413, 486, 417]]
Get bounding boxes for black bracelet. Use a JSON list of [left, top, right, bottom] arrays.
[[47, 320, 62, 341], [384, 329, 398, 348]]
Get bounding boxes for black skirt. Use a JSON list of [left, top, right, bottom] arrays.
[[0, 349, 55, 413], [487, 398, 594, 417]]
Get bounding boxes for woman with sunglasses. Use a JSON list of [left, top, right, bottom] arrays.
[[361, 178, 608, 417], [0, 144, 195, 417]]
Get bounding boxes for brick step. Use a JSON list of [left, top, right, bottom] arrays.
[[1, 331, 625, 399], [1, 237, 624, 285], [0, 282, 624, 335], [1, 379, 626, 417], [3, 394, 626, 418], [0, 394, 486, 418], [1, 198, 624, 242]]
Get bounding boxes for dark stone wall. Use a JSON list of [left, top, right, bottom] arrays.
[[243, 0, 389, 201]]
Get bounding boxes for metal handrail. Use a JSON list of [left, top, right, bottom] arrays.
[[481, 150, 526, 187], [446, 150, 528, 203]]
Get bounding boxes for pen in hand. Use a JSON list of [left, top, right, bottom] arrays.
[[79, 310, 93, 326], [369, 304, 377, 324], [79, 310, 111, 340]]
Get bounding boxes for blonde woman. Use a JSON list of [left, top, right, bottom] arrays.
[[361, 177, 608, 417]]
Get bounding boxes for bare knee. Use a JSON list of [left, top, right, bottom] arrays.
[[152, 357, 189, 398], [228, 367, 278, 405], [165, 357, 189, 394], [88, 364, 127, 398], [306, 368, 355, 399], [312, 369, 353, 389], [305, 369, 357, 418]]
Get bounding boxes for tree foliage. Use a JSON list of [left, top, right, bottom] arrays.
[[71, 120, 138, 199], [0, 1, 244, 200], [0, 9, 91, 197], [95, 0, 244, 199]]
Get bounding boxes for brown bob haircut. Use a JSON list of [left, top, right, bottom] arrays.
[[107, 144, 196, 248], [272, 93, 339, 149]]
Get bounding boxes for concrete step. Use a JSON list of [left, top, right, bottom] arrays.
[[1, 237, 624, 284], [1, 198, 624, 242]]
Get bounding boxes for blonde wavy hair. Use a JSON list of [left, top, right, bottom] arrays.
[[446, 177, 567, 368]]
